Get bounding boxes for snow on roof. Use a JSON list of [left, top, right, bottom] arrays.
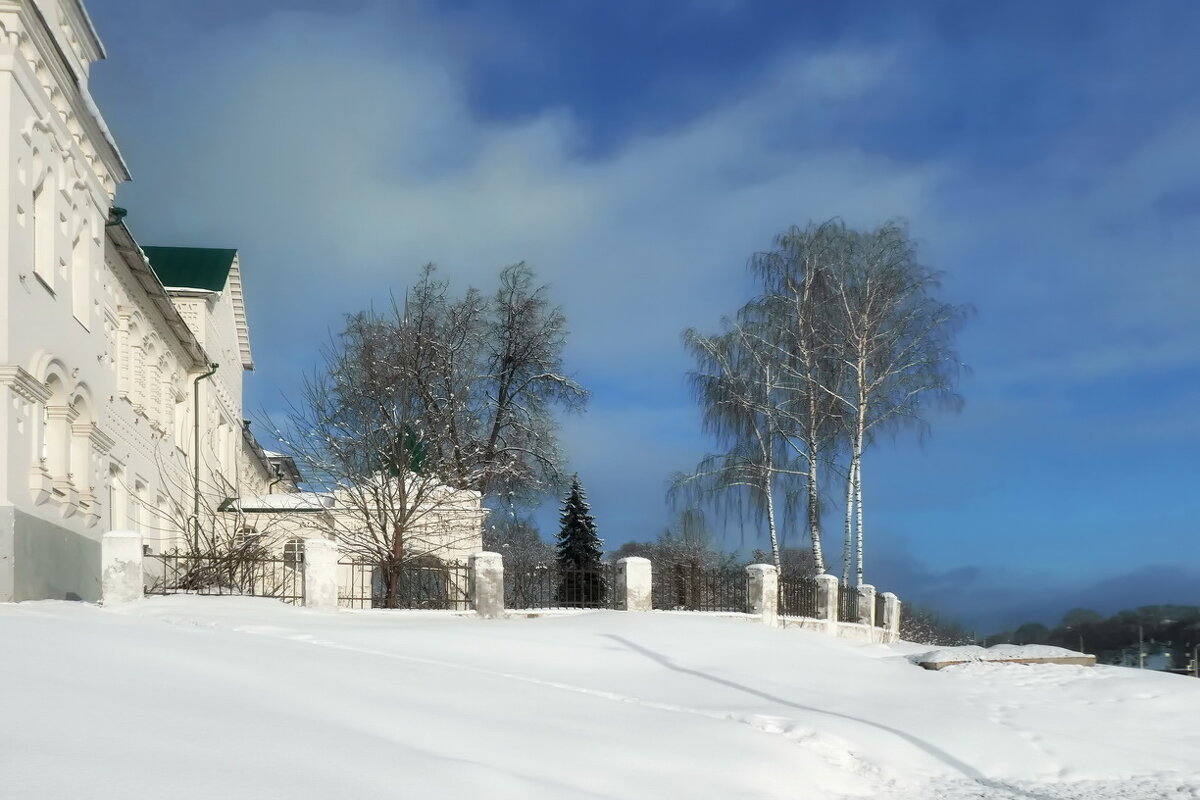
[[227, 493, 334, 512]]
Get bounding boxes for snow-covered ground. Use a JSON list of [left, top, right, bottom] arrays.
[[3, 598, 1199, 799]]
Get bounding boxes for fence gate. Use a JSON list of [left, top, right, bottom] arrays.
[[337, 559, 471, 610]]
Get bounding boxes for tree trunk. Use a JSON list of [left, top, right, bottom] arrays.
[[385, 522, 406, 609], [764, 475, 782, 573], [807, 456, 825, 574], [804, 386, 826, 574], [842, 457, 855, 585], [853, 385, 867, 587]]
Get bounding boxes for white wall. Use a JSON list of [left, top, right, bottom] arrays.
[[0, 1, 258, 599]]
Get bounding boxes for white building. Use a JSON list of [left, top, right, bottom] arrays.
[[0, 0, 277, 601], [0, 0, 482, 603]]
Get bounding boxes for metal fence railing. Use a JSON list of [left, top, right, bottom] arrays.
[[505, 565, 616, 610], [779, 575, 820, 618], [651, 563, 747, 612], [874, 592, 887, 627], [143, 550, 305, 605], [837, 584, 859, 623], [337, 559, 471, 610]]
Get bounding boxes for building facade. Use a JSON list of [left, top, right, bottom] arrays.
[[1, 0, 483, 603], [0, 0, 276, 601]]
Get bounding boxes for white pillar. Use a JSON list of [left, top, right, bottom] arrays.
[[470, 551, 504, 619], [303, 538, 340, 611], [101, 530, 143, 606], [882, 592, 901, 641], [816, 574, 839, 630], [746, 564, 778, 626], [617, 556, 652, 611], [857, 583, 877, 626]]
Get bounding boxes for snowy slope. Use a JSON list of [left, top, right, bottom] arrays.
[[2, 597, 1198, 799]]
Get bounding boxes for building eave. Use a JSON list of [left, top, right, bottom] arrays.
[[227, 255, 254, 371], [106, 222, 210, 370], [64, 0, 106, 62]]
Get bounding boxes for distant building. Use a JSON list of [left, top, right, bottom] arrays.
[[1115, 642, 1173, 671]]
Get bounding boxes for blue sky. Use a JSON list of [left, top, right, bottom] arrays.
[[86, 0, 1200, 631]]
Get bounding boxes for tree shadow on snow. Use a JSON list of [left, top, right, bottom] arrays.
[[605, 634, 1056, 800]]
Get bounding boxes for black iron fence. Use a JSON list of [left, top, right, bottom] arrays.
[[505, 565, 617, 609], [874, 592, 887, 627], [837, 584, 859, 623], [143, 550, 305, 605], [337, 559, 471, 610], [779, 575, 820, 618], [651, 563, 747, 612]]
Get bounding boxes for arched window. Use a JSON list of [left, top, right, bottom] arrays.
[[69, 391, 93, 496], [144, 338, 160, 418], [42, 373, 71, 483], [283, 538, 305, 569], [133, 481, 148, 535], [118, 314, 139, 399]]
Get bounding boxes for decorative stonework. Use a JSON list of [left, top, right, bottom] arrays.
[[0, 365, 52, 403], [6, 4, 124, 196]]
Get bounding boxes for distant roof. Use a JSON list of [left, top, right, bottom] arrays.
[[220, 493, 335, 513], [142, 246, 237, 292], [143, 245, 255, 370]]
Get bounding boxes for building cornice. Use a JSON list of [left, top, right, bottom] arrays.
[[0, 364, 52, 403], [2, 0, 130, 188]]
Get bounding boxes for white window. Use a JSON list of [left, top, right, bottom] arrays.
[[283, 538, 305, 569]]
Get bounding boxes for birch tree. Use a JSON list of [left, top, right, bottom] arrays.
[[671, 307, 807, 572], [748, 222, 850, 574], [678, 219, 966, 585], [822, 222, 968, 586]]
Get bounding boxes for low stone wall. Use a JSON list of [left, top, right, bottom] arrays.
[[101, 535, 903, 645]]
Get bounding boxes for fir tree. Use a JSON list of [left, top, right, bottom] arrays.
[[555, 476, 605, 607]]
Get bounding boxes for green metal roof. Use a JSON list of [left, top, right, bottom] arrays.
[[142, 246, 237, 291]]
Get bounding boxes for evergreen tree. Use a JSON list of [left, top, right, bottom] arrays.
[[555, 476, 605, 607]]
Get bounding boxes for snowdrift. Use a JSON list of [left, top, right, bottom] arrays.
[[2, 597, 1197, 799]]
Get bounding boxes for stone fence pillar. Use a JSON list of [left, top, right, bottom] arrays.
[[470, 551, 504, 619], [881, 592, 901, 641], [303, 538, 340, 610], [746, 564, 778, 626], [816, 573, 839, 628], [617, 557, 652, 611], [857, 584, 877, 626], [101, 530, 143, 606]]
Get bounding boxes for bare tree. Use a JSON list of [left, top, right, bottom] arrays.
[[380, 263, 587, 504], [272, 312, 483, 607], [138, 427, 300, 597], [484, 511, 554, 571], [268, 263, 585, 607]]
